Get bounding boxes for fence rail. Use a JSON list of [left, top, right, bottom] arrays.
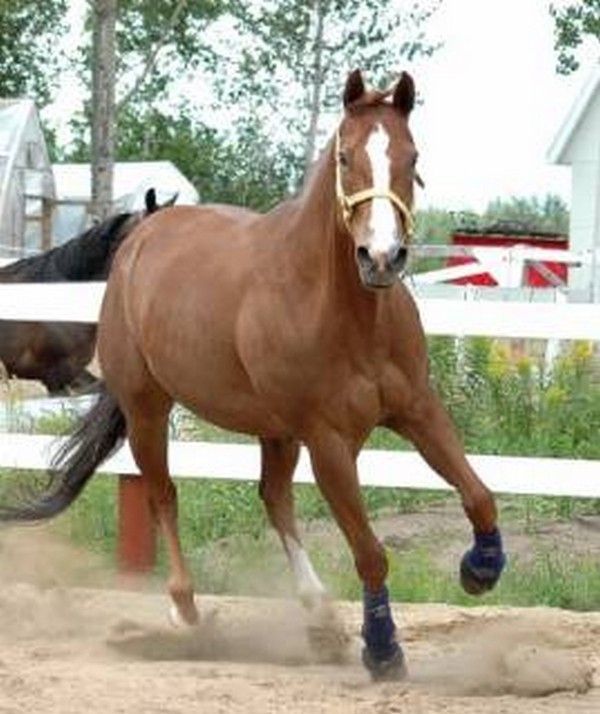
[[1, 281, 600, 340], [1, 433, 599, 499]]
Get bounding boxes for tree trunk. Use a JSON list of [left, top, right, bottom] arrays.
[[90, 0, 117, 222], [302, 0, 325, 176]]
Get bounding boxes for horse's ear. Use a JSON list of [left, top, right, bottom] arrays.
[[163, 192, 178, 207], [343, 69, 366, 108], [393, 72, 415, 117], [145, 188, 158, 214]]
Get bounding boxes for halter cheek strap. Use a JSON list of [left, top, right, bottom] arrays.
[[335, 130, 416, 240]]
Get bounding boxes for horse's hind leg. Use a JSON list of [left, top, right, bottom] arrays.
[[260, 437, 349, 662], [124, 394, 199, 625], [259, 438, 326, 606], [388, 386, 505, 595]]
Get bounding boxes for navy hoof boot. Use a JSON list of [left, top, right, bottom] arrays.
[[460, 528, 506, 595], [362, 641, 407, 681], [362, 586, 407, 681]]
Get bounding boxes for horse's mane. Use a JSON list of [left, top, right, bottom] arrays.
[[0, 213, 134, 283]]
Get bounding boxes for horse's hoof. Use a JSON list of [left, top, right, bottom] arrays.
[[460, 555, 499, 594], [362, 643, 407, 682], [460, 529, 506, 595]]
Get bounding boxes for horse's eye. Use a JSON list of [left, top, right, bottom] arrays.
[[339, 152, 349, 168]]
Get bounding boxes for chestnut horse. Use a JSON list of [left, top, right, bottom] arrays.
[[0, 72, 505, 679]]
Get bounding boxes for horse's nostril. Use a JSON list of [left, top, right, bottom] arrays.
[[356, 246, 372, 268], [388, 244, 408, 271]]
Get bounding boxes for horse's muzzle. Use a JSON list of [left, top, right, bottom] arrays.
[[356, 244, 408, 288]]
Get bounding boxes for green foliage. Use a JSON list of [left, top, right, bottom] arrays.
[[415, 195, 569, 249], [66, 105, 300, 211], [224, 0, 442, 175], [550, 0, 600, 75], [483, 195, 570, 235], [0, 0, 67, 106], [76, 0, 227, 107], [416, 207, 455, 245], [451, 195, 570, 236], [428, 336, 600, 459]]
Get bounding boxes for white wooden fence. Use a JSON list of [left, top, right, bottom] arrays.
[[0, 271, 599, 499]]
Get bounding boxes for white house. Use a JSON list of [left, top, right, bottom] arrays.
[[548, 64, 600, 299], [0, 99, 56, 256], [52, 161, 199, 244]]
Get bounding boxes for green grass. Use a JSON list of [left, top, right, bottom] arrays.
[[4, 469, 597, 611]]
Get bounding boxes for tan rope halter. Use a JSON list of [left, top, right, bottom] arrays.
[[334, 130, 416, 240]]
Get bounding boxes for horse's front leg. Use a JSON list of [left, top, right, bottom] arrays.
[[388, 386, 506, 594], [307, 429, 406, 680]]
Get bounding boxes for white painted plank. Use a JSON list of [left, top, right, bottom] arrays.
[[0, 283, 105, 322], [0, 433, 598, 498], [413, 262, 491, 285], [417, 298, 600, 340], [0, 282, 599, 340]]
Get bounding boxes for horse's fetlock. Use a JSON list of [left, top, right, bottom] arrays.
[[355, 539, 388, 590]]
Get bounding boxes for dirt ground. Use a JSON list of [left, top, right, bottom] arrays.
[[0, 529, 598, 714]]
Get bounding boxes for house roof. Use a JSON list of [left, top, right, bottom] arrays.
[[0, 98, 55, 197], [547, 64, 600, 165], [52, 160, 199, 208]]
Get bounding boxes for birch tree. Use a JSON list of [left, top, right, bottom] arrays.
[[90, 0, 117, 221], [87, 0, 226, 220], [226, 0, 442, 177]]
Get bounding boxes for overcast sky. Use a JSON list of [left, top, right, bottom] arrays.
[[408, 0, 597, 210], [51, 0, 598, 212]]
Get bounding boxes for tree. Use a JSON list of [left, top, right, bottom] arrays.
[[68, 105, 299, 212], [90, 0, 117, 221], [79, 1, 227, 113], [68, 0, 440, 213], [550, 0, 600, 74], [483, 195, 569, 235], [77, 0, 227, 218], [0, 0, 67, 106], [225, 0, 442, 176]]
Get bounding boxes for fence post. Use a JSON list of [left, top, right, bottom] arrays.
[[117, 474, 156, 572]]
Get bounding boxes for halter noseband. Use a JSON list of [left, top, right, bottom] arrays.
[[334, 130, 416, 240]]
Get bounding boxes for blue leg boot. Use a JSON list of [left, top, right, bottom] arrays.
[[460, 528, 506, 595], [361, 586, 406, 681]]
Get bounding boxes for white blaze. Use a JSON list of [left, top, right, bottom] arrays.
[[285, 536, 326, 600], [365, 123, 397, 255]]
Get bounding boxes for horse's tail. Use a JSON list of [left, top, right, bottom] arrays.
[[0, 383, 126, 522]]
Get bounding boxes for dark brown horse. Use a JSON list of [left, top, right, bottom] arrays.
[[0, 72, 505, 679], [0, 190, 171, 394]]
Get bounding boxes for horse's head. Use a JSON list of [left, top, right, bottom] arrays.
[[336, 70, 419, 289]]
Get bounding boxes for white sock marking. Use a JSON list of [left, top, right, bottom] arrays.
[[285, 536, 326, 600]]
